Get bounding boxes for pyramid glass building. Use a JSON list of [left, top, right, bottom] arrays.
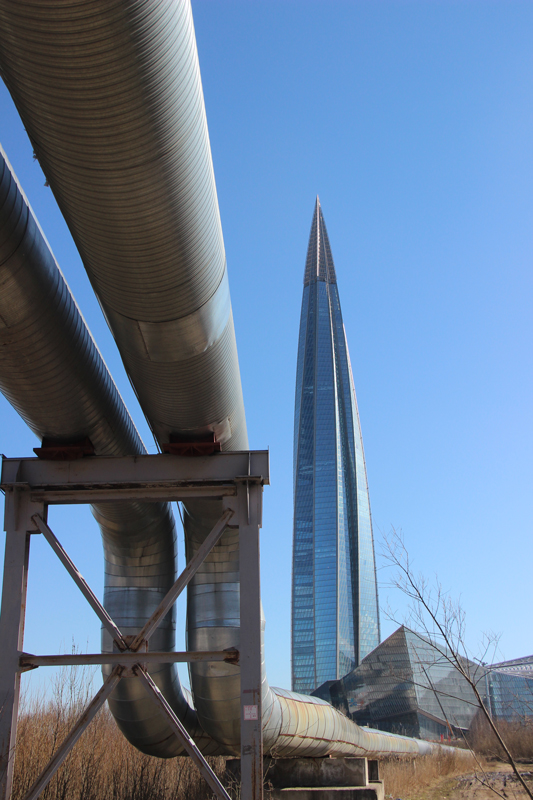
[[320, 627, 482, 739], [291, 198, 380, 695], [314, 627, 533, 738]]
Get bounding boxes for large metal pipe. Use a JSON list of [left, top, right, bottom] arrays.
[[0, 0, 451, 759], [0, 0, 252, 753], [0, 147, 221, 757]]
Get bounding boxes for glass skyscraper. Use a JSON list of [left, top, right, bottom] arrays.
[[291, 198, 380, 695]]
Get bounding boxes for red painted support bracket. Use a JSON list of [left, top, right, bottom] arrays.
[[162, 433, 221, 457], [33, 437, 95, 460]]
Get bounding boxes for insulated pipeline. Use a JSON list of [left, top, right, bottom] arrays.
[[1, 0, 452, 759], [0, 148, 221, 757], [0, 0, 251, 754]]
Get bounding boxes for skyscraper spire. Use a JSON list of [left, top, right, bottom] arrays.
[[303, 196, 337, 286], [292, 200, 380, 695]]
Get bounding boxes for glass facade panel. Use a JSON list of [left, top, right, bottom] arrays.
[[291, 199, 380, 694], [488, 665, 533, 722]]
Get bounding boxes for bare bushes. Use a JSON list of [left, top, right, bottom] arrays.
[[469, 714, 533, 762], [380, 751, 470, 799], [12, 668, 225, 800]]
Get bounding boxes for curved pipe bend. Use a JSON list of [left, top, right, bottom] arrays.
[[0, 148, 222, 756]]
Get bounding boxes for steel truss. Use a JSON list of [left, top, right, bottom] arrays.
[[0, 451, 269, 800]]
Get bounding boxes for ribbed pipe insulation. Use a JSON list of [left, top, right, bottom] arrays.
[[1, 0, 454, 759], [0, 0, 246, 450], [0, 0, 254, 752], [0, 148, 222, 757]]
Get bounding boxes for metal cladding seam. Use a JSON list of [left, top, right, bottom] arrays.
[[0, 0, 458, 759], [0, 147, 222, 757]]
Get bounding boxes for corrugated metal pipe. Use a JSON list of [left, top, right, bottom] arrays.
[[0, 0, 252, 755], [0, 0, 462, 759], [0, 147, 221, 757]]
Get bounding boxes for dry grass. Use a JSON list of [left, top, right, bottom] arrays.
[[16, 667, 533, 800], [13, 672, 473, 800], [11, 667, 226, 800], [380, 750, 474, 799], [468, 714, 533, 762], [381, 718, 533, 799]]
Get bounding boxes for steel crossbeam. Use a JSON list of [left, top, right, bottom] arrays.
[[0, 452, 267, 800], [19, 649, 239, 669]]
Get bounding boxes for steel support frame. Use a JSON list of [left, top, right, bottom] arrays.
[[0, 451, 268, 800], [236, 480, 263, 800]]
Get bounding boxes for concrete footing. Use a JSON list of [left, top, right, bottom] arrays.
[[225, 756, 385, 800]]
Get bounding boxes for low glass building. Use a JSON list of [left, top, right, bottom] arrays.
[[312, 627, 533, 740], [313, 627, 484, 739]]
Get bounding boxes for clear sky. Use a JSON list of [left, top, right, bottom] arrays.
[[0, 1, 532, 696]]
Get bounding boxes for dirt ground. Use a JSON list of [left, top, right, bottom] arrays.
[[416, 761, 533, 800]]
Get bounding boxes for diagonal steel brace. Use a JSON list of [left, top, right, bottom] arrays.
[[22, 510, 236, 800], [31, 514, 128, 650], [135, 666, 232, 800], [21, 666, 124, 800], [129, 508, 234, 650]]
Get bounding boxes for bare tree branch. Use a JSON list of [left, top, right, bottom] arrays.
[[381, 527, 533, 800]]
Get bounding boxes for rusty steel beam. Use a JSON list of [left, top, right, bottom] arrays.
[[0, 452, 270, 493], [31, 515, 128, 650], [19, 649, 239, 670], [237, 482, 263, 800], [135, 666, 232, 800], [29, 485, 238, 504], [0, 493, 41, 800]]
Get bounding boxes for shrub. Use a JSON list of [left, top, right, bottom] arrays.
[[380, 751, 471, 799], [468, 713, 533, 762], [12, 668, 226, 800]]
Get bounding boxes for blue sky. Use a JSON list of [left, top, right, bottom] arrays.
[[0, 1, 532, 695]]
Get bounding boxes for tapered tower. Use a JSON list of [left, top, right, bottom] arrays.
[[291, 198, 380, 695]]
